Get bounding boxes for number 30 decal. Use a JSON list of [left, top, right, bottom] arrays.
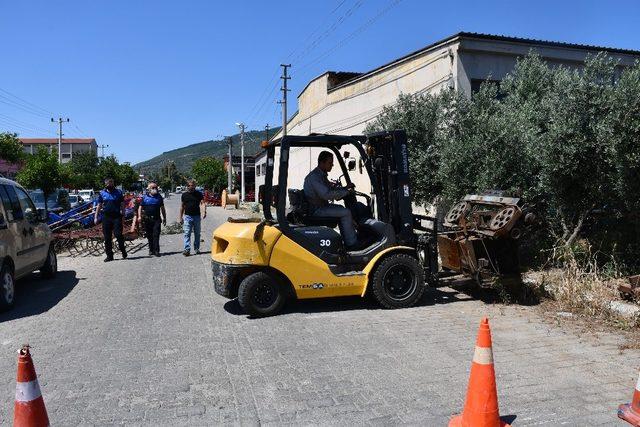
[[320, 239, 331, 247]]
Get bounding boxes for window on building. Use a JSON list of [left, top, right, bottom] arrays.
[[261, 164, 266, 175], [255, 165, 261, 176]]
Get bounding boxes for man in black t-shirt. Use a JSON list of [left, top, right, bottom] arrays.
[[179, 179, 206, 256]]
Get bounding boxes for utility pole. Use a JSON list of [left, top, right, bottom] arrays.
[[226, 137, 233, 191], [278, 64, 291, 136], [265, 124, 270, 141], [98, 144, 109, 158], [51, 117, 70, 163], [236, 123, 246, 202]]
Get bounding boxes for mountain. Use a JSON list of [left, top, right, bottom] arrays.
[[134, 127, 280, 174]]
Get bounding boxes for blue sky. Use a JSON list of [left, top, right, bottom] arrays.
[[1, 0, 639, 164]]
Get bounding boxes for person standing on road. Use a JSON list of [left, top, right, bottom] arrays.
[[139, 182, 166, 257], [179, 179, 206, 256], [94, 177, 127, 262]]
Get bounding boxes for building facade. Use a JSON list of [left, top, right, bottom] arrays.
[[267, 32, 640, 196], [20, 138, 98, 163]]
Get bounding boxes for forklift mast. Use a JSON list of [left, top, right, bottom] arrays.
[[366, 130, 415, 245]]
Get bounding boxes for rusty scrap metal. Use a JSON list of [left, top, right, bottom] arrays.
[[619, 275, 640, 299], [438, 192, 530, 284]]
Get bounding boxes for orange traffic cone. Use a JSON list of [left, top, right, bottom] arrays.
[[449, 318, 510, 427], [618, 371, 640, 425], [13, 345, 49, 427]]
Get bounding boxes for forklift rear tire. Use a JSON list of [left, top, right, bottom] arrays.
[[238, 271, 286, 317], [371, 253, 425, 309]]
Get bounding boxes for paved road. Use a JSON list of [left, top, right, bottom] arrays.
[[0, 195, 638, 425]]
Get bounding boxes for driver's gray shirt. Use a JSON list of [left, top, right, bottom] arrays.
[[303, 167, 349, 213]]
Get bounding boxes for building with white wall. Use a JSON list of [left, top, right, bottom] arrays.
[[263, 32, 640, 198], [20, 138, 98, 163]]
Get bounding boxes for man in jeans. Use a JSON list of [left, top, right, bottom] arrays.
[[179, 179, 206, 256]]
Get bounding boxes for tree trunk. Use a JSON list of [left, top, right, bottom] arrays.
[[564, 209, 590, 247]]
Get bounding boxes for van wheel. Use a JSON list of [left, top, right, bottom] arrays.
[[371, 253, 425, 309], [0, 264, 15, 311], [41, 246, 57, 279], [237, 272, 285, 317]]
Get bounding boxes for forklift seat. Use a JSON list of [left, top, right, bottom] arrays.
[[287, 189, 339, 228]]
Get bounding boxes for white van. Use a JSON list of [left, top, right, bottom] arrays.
[[0, 178, 57, 311], [175, 186, 184, 193]]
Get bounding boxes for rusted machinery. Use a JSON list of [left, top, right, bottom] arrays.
[[436, 193, 534, 285]]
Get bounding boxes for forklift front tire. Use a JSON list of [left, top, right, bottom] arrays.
[[371, 253, 425, 309], [238, 271, 286, 317]]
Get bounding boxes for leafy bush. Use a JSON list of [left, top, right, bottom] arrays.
[[367, 53, 640, 272]]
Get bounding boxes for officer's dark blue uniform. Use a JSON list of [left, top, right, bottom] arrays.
[[98, 187, 127, 260], [141, 193, 164, 255]]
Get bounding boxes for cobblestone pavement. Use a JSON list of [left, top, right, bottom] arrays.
[[0, 195, 637, 425]]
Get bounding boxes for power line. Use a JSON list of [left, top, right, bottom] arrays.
[[0, 95, 51, 118], [0, 117, 54, 136], [244, 0, 362, 128], [288, 0, 364, 65], [0, 113, 53, 134], [0, 87, 53, 116], [299, 0, 404, 75]]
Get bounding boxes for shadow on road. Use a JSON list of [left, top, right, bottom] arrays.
[[0, 270, 80, 323], [223, 286, 482, 318]]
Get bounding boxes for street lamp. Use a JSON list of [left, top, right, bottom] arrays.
[[235, 122, 246, 202]]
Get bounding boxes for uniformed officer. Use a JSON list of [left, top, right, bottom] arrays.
[[94, 177, 127, 262], [138, 182, 166, 257]]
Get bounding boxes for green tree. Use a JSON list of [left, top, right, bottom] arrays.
[[16, 147, 61, 212], [65, 151, 100, 189], [364, 52, 640, 269], [191, 156, 226, 191], [118, 163, 139, 190], [0, 132, 24, 174]]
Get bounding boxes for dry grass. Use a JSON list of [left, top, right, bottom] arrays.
[[520, 250, 640, 348]]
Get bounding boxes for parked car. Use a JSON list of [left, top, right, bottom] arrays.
[[175, 186, 184, 193], [68, 194, 85, 209], [78, 189, 94, 201], [28, 189, 70, 214], [0, 178, 57, 311]]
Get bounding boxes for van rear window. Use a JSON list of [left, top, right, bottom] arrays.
[[1, 185, 23, 221]]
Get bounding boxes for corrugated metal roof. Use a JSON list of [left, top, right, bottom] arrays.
[[458, 32, 640, 56], [324, 32, 640, 93]]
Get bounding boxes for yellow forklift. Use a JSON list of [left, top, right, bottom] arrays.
[[210, 130, 438, 317]]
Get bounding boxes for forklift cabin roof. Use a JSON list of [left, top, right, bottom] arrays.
[[263, 133, 367, 148]]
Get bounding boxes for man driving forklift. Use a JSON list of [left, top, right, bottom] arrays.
[[303, 150, 359, 250]]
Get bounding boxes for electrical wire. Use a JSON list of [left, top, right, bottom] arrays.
[[0, 87, 53, 117], [298, 0, 404, 76], [246, 0, 365, 128], [0, 113, 52, 134]]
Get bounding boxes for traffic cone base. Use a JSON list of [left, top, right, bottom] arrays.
[[448, 414, 510, 427], [618, 375, 640, 426], [14, 345, 49, 427], [449, 318, 510, 427], [618, 403, 640, 426]]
